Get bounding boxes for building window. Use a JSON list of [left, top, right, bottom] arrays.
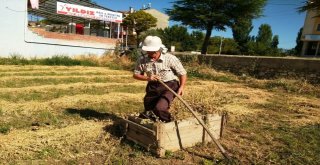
[[317, 24, 320, 31]]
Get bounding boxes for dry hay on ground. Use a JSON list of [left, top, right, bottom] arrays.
[[0, 65, 319, 164]]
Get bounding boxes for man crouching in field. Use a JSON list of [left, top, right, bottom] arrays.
[[133, 36, 187, 122]]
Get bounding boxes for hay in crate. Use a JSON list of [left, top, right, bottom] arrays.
[[121, 113, 226, 157]]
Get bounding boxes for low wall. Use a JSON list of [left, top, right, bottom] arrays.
[[175, 53, 320, 83]]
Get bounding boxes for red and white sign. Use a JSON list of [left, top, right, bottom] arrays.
[[56, 2, 122, 23], [30, 0, 39, 9]]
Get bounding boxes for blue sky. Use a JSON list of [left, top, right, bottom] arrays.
[[97, 0, 306, 49]]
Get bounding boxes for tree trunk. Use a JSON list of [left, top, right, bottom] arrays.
[[201, 25, 213, 55], [136, 32, 140, 48]]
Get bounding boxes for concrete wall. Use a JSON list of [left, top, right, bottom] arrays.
[[0, 0, 114, 58], [175, 53, 320, 83]]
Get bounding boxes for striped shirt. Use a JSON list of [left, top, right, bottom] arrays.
[[134, 53, 187, 82]]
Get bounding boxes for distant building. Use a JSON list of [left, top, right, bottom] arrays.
[[301, 10, 320, 56], [0, 0, 123, 57], [142, 8, 169, 29], [123, 6, 169, 30]]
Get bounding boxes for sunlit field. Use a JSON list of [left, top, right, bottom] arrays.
[[0, 59, 319, 164]]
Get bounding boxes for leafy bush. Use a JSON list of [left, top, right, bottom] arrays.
[[41, 55, 82, 66], [0, 54, 29, 65], [176, 54, 198, 63], [126, 48, 141, 62]]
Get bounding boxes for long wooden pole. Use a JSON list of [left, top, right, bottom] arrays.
[[158, 80, 231, 160]]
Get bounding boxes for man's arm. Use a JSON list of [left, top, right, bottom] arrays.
[[177, 74, 187, 95], [133, 74, 159, 81]]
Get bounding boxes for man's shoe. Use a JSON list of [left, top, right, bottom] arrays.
[[138, 111, 159, 122]]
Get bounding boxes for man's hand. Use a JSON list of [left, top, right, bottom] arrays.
[[147, 75, 160, 81], [177, 74, 187, 96], [177, 87, 184, 96]]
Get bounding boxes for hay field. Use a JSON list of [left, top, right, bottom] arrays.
[[0, 65, 319, 164]]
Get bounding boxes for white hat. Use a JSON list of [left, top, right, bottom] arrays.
[[142, 36, 165, 52]]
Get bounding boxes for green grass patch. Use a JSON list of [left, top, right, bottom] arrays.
[[64, 99, 143, 121], [229, 111, 320, 164], [0, 77, 133, 88], [6, 117, 33, 130], [268, 124, 320, 164], [0, 71, 106, 77], [246, 79, 320, 98], [35, 146, 59, 159], [230, 93, 320, 164], [0, 55, 98, 66], [37, 111, 59, 125], [187, 68, 238, 83], [264, 79, 298, 92], [0, 54, 30, 65], [0, 85, 145, 102], [0, 123, 10, 134], [41, 55, 96, 66], [91, 100, 143, 114]]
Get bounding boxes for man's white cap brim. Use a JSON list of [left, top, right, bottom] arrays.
[[142, 44, 165, 52]]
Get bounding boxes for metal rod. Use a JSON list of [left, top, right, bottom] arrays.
[[158, 80, 231, 160]]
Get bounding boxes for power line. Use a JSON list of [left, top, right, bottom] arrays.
[[268, 3, 300, 6], [5, 7, 27, 12]]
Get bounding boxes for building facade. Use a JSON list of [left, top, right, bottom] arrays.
[[143, 8, 169, 29], [0, 0, 121, 57], [301, 10, 320, 56]]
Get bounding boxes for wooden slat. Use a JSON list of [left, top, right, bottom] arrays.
[[128, 116, 156, 130], [122, 118, 156, 135], [122, 114, 224, 157], [158, 117, 205, 151], [156, 123, 165, 157], [126, 131, 157, 150]]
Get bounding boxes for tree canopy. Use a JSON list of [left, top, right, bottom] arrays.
[[295, 28, 304, 55], [166, 0, 266, 54], [298, 0, 320, 13], [123, 10, 157, 47], [256, 24, 273, 46], [253, 24, 280, 55], [232, 18, 254, 54]]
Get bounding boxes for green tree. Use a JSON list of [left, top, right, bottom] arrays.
[[190, 31, 204, 51], [271, 35, 280, 55], [207, 37, 240, 55], [123, 10, 157, 47], [298, 0, 320, 13], [166, 0, 266, 54], [147, 27, 204, 52], [254, 24, 281, 56], [256, 24, 273, 46], [161, 25, 190, 51], [295, 28, 304, 55], [271, 35, 279, 49], [255, 24, 273, 55], [181, 35, 198, 51], [232, 18, 254, 54]]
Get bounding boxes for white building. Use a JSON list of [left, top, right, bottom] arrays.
[[0, 0, 122, 58], [301, 9, 320, 56]]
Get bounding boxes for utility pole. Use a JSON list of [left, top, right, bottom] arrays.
[[219, 36, 223, 55], [125, 26, 128, 50]]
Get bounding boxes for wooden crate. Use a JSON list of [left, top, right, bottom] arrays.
[[121, 114, 226, 157]]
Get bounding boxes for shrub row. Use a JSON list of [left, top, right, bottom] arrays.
[[0, 55, 97, 66]]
